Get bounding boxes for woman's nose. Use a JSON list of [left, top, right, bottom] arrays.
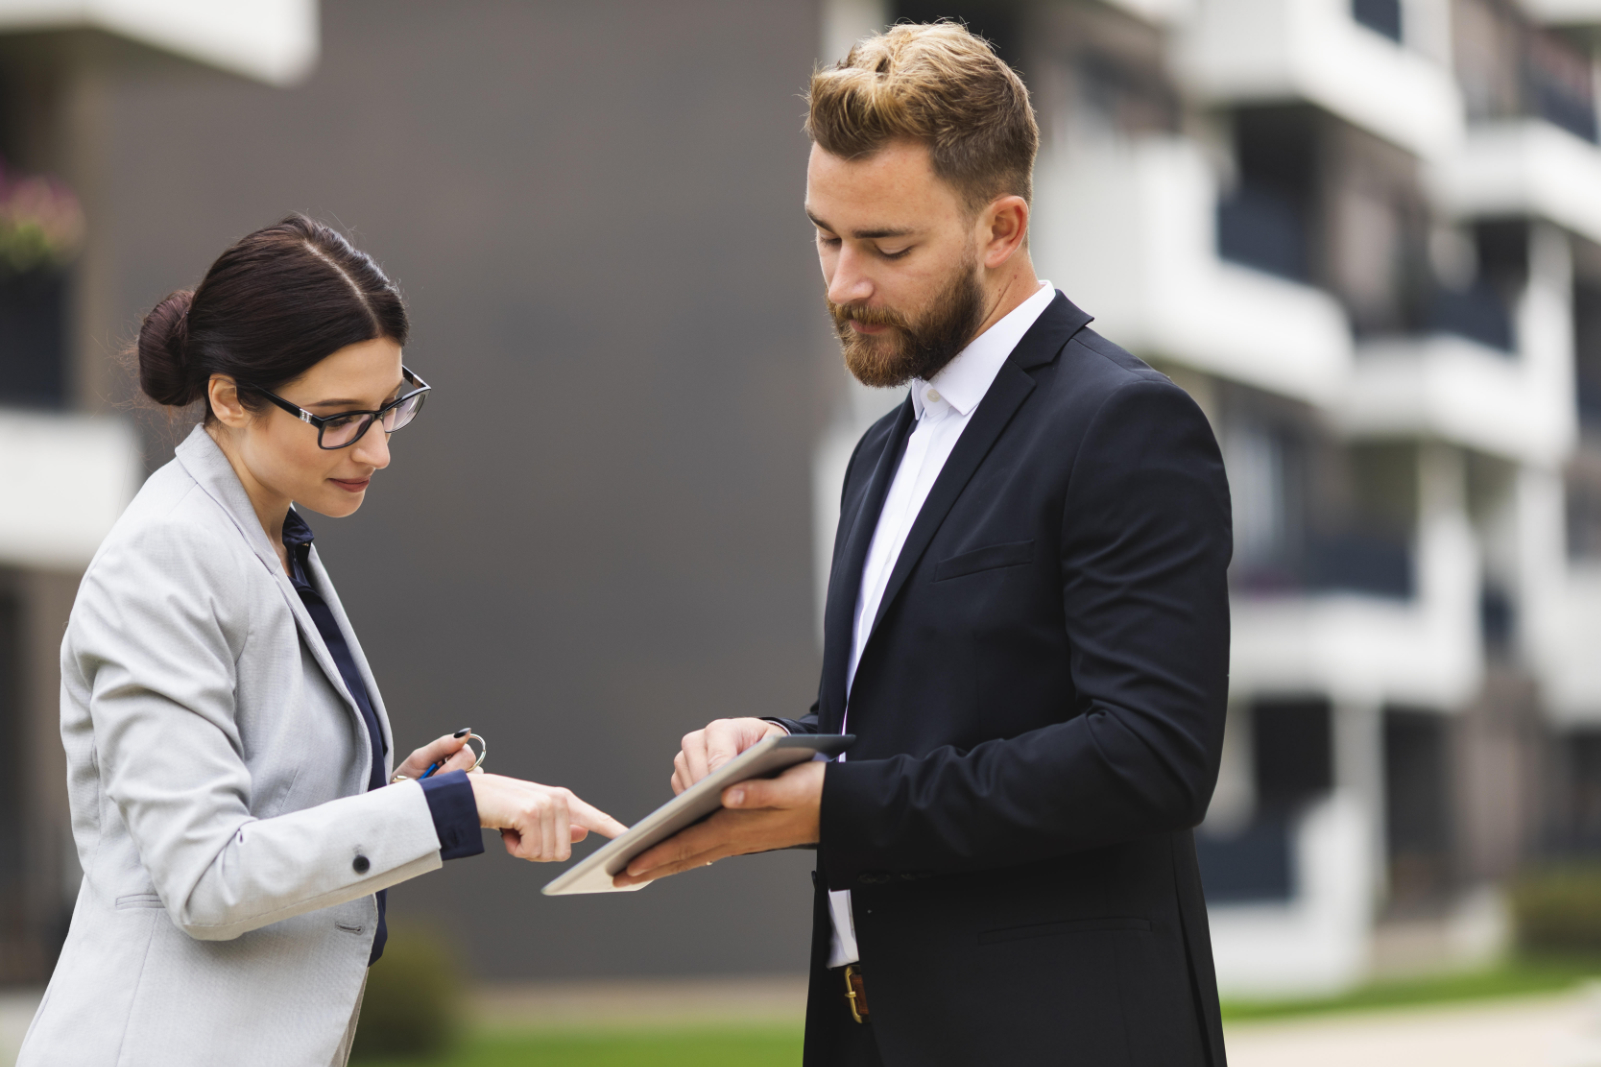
[[353, 425, 392, 469]]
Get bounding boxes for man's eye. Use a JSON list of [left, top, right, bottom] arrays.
[[818, 234, 841, 248], [879, 247, 911, 260]]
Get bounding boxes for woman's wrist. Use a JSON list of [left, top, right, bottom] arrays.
[[419, 770, 483, 860]]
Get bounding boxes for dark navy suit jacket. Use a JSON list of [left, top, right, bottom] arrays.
[[774, 293, 1233, 1067]]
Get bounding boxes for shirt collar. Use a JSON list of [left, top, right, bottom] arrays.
[[282, 507, 315, 550], [910, 280, 1056, 420]]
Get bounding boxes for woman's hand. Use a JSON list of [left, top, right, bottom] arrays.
[[469, 774, 628, 862], [392, 729, 479, 782]]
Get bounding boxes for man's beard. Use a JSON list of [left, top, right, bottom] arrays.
[[829, 258, 986, 389]]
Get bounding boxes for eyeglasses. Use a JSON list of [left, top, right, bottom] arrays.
[[251, 366, 431, 450]]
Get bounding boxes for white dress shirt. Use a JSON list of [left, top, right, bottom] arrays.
[[827, 280, 1057, 969]]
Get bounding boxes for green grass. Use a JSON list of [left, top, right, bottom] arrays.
[[351, 957, 1601, 1064], [353, 1024, 803, 1067], [1221, 955, 1601, 1022]]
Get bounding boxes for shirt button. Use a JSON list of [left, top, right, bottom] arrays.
[[352, 854, 371, 874], [926, 389, 941, 403]]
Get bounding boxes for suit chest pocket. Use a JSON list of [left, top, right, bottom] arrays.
[[933, 539, 1035, 582]]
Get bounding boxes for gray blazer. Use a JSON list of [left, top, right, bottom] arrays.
[[20, 426, 448, 1067]]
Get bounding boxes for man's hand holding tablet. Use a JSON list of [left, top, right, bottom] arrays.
[[540, 725, 849, 895]]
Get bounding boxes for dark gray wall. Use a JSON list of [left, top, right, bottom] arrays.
[[98, 0, 830, 979]]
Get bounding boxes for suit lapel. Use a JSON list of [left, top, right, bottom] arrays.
[[860, 294, 1094, 669], [866, 363, 1035, 643], [819, 399, 915, 731]]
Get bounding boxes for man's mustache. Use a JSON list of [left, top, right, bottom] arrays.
[[829, 301, 911, 332]]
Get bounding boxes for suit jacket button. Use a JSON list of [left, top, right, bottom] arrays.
[[353, 855, 371, 874]]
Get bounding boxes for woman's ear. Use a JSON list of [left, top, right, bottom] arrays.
[[208, 375, 250, 430]]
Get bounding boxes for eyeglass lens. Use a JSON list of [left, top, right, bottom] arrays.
[[319, 391, 427, 449]]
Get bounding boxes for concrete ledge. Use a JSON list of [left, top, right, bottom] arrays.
[[0, 0, 319, 85], [0, 408, 139, 571]]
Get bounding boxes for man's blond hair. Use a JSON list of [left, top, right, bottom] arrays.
[[806, 22, 1038, 211]]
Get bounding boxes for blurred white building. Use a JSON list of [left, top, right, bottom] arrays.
[[0, 0, 314, 984], [821, 0, 1601, 996]]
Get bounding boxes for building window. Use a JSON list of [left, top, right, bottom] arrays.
[[1558, 731, 1601, 854], [1525, 31, 1599, 144], [1351, 0, 1403, 42], [1576, 279, 1601, 430], [1454, 0, 1598, 142], [1218, 108, 1316, 283], [1226, 399, 1417, 599], [0, 269, 68, 407], [1384, 708, 1454, 909], [0, 162, 84, 409], [892, 1, 1023, 70], [1197, 698, 1333, 903]]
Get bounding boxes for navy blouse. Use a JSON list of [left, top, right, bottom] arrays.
[[282, 508, 482, 964]]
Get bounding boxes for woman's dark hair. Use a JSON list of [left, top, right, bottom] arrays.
[[137, 214, 408, 414]]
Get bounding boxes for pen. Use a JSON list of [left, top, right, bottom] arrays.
[[421, 728, 473, 780]]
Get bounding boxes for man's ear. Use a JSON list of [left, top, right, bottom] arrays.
[[208, 375, 250, 429], [981, 194, 1030, 269]]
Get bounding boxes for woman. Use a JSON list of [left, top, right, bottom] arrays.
[[18, 216, 624, 1067]]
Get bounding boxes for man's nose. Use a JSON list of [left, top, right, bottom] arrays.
[[827, 249, 873, 307]]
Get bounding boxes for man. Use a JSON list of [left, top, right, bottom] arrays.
[[621, 22, 1231, 1066]]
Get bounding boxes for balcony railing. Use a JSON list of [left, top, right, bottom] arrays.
[[1235, 530, 1415, 599], [1217, 184, 1311, 283], [1426, 282, 1515, 354], [1306, 531, 1415, 596]]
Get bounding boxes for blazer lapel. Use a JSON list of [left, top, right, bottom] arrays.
[[862, 294, 1094, 654], [819, 399, 915, 732], [306, 546, 394, 770], [173, 427, 371, 745], [866, 363, 1035, 644]]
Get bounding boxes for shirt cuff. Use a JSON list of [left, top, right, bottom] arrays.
[[419, 770, 484, 861]]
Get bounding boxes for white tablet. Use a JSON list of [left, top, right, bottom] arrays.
[[541, 733, 854, 895]]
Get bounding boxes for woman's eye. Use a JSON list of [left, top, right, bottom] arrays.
[[324, 413, 360, 429], [819, 234, 841, 248]]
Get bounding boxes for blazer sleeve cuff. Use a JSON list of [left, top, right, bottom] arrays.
[[419, 770, 484, 861], [763, 717, 817, 736], [819, 758, 879, 890]]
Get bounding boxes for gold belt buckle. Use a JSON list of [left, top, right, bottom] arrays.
[[842, 963, 867, 1024]]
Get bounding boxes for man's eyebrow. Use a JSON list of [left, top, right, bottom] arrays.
[[805, 209, 914, 241], [852, 226, 914, 240]]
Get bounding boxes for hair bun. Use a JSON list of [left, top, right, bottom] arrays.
[[137, 290, 197, 407]]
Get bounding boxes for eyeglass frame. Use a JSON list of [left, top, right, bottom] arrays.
[[247, 366, 432, 450]]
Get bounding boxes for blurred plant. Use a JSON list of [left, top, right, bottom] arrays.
[[350, 923, 466, 1062], [1509, 865, 1601, 955], [0, 160, 86, 274]]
